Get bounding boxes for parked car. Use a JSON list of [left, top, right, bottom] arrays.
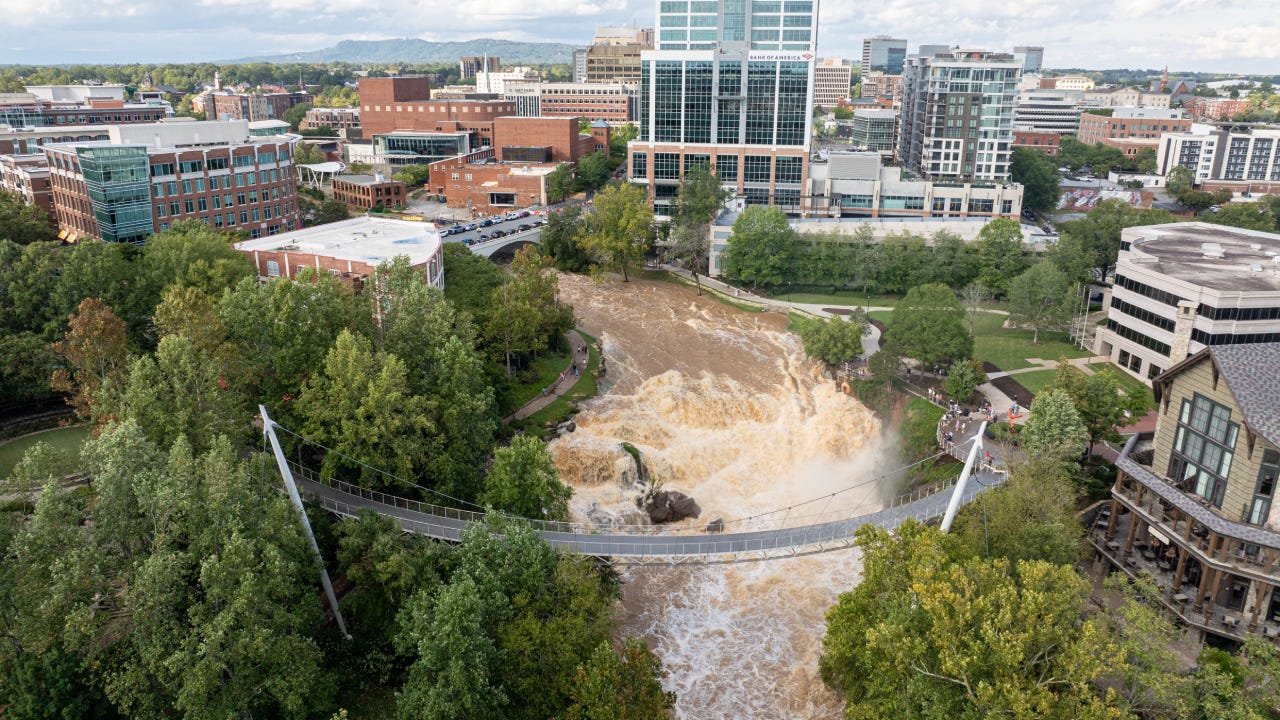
[[479, 233, 491, 241], [517, 223, 531, 231], [517, 210, 531, 218]]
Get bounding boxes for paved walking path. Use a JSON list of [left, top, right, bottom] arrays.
[[507, 330, 593, 422]]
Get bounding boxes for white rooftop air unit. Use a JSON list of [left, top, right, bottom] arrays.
[[1201, 242, 1225, 258], [1250, 243, 1263, 250], [1250, 264, 1263, 272]]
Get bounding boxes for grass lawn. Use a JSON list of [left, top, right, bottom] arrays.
[[1009, 369, 1059, 396], [969, 312, 1089, 372], [868, 310, 894, 325], [507, 344, 573, 410], [0, 425, 89, 481], [516, 331, 602, 437], [1088, 362, 1156, 411], [771, 290, 903, 307]]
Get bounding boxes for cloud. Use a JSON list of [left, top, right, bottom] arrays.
[[0, 0, 1271, 72]]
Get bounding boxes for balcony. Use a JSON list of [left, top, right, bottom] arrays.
[[1088, 436, 1280, 643]]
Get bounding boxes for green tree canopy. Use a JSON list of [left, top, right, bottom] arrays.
[[0, 189, 58, 245], [820, 521, 1118, 719], [541, 205, 592, 273], [562, 639, 677, 720], [884, 283, 973, 368], [1049, 364, 1145, 456], [794, 312, 870, 365], [479, 434, 572, 521], [578, 182, 653, 282], [1006, 261, 1074, 344], [943, 359, 986, 403], [1020, 388, 1088, 460], [975, 218, 1029, 295], [721, 205, 795, 289], [1010, 148, 1062, 213]]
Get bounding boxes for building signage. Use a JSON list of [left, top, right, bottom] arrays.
[[747, 52, 814, 62]]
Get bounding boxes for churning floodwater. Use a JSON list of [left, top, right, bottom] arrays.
[[550, 274, 886, 718]]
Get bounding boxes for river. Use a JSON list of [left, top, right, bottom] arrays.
[[550, 273, 887, 718]]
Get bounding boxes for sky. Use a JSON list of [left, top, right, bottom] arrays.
[[0, 0, 1277, 73]]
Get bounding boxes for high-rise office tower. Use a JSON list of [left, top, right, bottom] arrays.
[[897, 49, 1021, 182], [627, 0, 818, 217], [860, 35, 907, 79], [1013, 46, 1044, 75]]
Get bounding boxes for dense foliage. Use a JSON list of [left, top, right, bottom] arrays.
[[0, 218, 672, 717]]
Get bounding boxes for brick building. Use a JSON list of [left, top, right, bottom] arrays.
[[1078, 108, 1191, 152], [1013, 129, 1062, 155], [538, 83, 637, 124], [0, 153, 54, 214], [429, 157, 557, 214], [234, 216, 444, 289], [331, 173, 406, 210], [1183, 98, 1250, 121], [301, 108, 360, 133], [41, 119, 299, 243], [358, 77, 516, 138], [0, 92, 168, 128], [207, 92, 310, 122]]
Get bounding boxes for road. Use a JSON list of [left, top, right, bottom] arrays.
[[438, 211, 544, 247]]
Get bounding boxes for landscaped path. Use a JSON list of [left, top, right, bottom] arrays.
[[507, 330, 593, 422]]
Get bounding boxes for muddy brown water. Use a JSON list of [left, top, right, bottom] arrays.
[[551, 274, 888, 719]]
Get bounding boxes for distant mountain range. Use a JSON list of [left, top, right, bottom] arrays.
[[226, 38, 578, 65]]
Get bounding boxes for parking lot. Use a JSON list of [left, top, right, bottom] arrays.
[[435, 210, 545, 246]]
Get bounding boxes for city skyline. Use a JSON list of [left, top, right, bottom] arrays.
[[1, 0, 1277, 73]]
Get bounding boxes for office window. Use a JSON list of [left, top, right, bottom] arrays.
[[654, 152, 680, 180], [744, 155, 772, 183], [1168, 394, 1239, 508], [716, 154, 738, 182], [775, 156, 802, 184], [632, 152, 647, 177]]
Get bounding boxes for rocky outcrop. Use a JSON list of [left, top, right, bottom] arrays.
[[645, 491, 702, 524]]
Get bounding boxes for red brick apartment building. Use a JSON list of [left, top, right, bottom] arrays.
[[331, 174, 406, 210], [1078, 109, 1191, 153], [0, 154, 54, 214], [40, 120, 299, 243], [1012, 129, 1062, 156], [1182, 98, 1250, 121]]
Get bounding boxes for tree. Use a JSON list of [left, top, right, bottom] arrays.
[[1010, 148, 1062, 213], [113, 334, 246, 453], [884, 284, 973, 369], [578, 182, 653, 282], [0, 331, 59, 407], [1006, 262, 1073, 344], [0, 189, 57, 245], [50, 297, 130, 422], [1050, 365, 1145, 456], [1133, 147, 1158, 174], [314, 199, 351, 225], [959, 282, 992, 337], [281, 101, 312, 131], [951, 456, 1084, 567], [575, 151, 614, 192], [546, 164, 576, 204], [1207, 202, 1275, 231], [671, 165, 731, 227], [1165, 166, 1193, 198], [541, 205, 592, 273], [720, 205, 795, 289], [820, 521, 1119, 719], [296, 330, 435, 489], [1179, 189, 1216, 212], [942, 359, 986, 403], [293, 140, 325, 165], [441, 242, 507, 328], [794, 313, 870, 365], [975, 218, 1028, 295], [397, 575, 508, 720], [562, 639, 676, 720], [480, 434, 572, 521], [1020, 388, 1087, 459], [138, 221, 256, 310], [1056, 201, 1178, 282], [608, 123, 638, 161]]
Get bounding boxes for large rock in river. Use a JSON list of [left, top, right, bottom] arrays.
[[645, 490, 702, 524]]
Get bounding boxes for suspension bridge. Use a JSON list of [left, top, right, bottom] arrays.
[[261, 407, 1005, 567]]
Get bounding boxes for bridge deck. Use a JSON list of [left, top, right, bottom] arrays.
[[296, 469, 1004, 563]]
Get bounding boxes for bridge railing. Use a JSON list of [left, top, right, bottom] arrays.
[[289, 458, 971, 540]]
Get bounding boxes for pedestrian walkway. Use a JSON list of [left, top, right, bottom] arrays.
[[507, 330, 593, 422]]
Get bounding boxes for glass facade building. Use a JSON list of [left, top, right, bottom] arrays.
[[77, 145, 152, 243], [631, 0, 817, 216]]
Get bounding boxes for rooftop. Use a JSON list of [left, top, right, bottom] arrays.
[[1123, 222, 1280, 292], [234, 217, 441, 268], [1209, 343, 1280, 447], [334, 174, 398, 186]]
